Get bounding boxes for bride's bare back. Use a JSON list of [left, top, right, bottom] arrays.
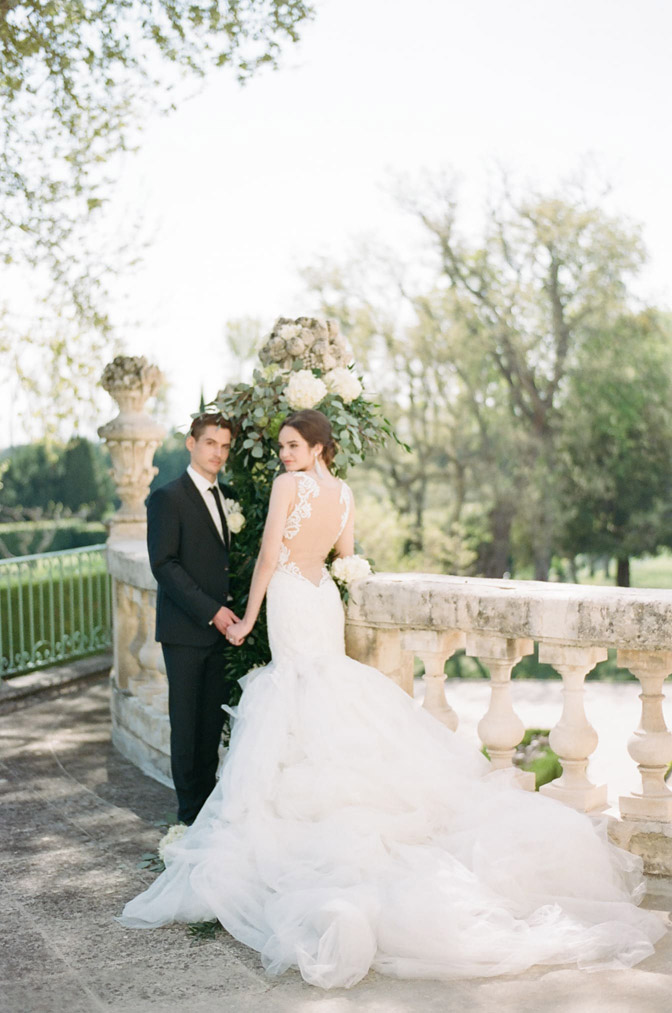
[[277, 472, 353, 587]]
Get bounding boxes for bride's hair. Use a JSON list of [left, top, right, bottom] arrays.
[[281, 410, 337, 469]]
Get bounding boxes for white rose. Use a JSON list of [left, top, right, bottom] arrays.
[[324, 367, 363, 403], [223, 499, 245, 534], [330, 554, 372, 584], [227, 511, 245, 534], [158, 823, 188, 863], [285, 369, 328, 410]]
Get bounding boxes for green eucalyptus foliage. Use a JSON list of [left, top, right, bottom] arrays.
[[212, 363, 400, 700]]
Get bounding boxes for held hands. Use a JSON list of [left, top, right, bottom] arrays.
[[212, 606, 240, 635], [225, 619, 253, 646]]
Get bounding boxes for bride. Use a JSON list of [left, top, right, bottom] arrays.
[[120, 408, 666, 988]]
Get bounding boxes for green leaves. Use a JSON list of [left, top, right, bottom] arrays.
[[210, 360, 395, 696]]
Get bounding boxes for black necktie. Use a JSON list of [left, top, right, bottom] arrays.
[[208, 486, 229, 549]]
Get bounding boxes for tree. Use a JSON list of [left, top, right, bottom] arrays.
[[303, 247, 520, 575], [0, 441, 63, 514], [59, 436, 115, 519], [0, 1, 314, 434], [0, 437, 115, 519], [151, 430, 190, 492], [402, 173, 645, 578], [558, 311, 672, 586], [1, 1, 314, 266]]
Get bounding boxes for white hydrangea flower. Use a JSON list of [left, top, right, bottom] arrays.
[[267, 337, 287, 360], [325, 367, 363, 403], [223, 499, 245, 534], [158, 823, 188, 863], [330, 554, 372, 584], [285, 369, 328, 410], [286, 333, 307, 356], [278, 323, 302, 342]]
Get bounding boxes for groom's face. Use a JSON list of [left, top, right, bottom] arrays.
[[186, 425, 232, 482]]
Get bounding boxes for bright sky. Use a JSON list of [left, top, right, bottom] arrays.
[[9, 0, 672, 439]]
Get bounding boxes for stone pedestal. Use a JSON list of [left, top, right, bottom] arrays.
[[98, 356, 165, 542]]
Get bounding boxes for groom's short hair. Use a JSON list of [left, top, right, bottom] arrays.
[[189, 412, 233, 441]]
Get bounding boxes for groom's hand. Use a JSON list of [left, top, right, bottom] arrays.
[[212, 606, 240, 634]]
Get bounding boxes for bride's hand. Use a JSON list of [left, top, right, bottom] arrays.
[[226, 619, 252, 646]]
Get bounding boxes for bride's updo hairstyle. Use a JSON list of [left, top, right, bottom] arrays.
[[280, 410, 338, 470]]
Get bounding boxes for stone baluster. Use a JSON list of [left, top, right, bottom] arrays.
[[537, 643, 608, 811], [112, 580, 140, 691], [467, 633, 534, 789], [126, 587, 148, 697], [401, 630, 465, 729], [136, 590, 166, 706], [617, 649, 672, 822]]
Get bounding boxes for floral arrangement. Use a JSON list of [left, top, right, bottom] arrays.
[[206, 315, 402, 699], [330, 553, 372, 604], [259, 317, 350, 372], [100, 355, 162, 398], [157, 822, 188, 863]]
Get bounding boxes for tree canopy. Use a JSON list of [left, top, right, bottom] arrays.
[[304, 172, 670, 585], [0, 0, 314, 438]]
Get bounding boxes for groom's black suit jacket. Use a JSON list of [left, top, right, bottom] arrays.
[[147, 471, 234, 645]]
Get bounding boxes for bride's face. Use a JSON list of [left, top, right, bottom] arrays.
[[279, 426, 321, 472]]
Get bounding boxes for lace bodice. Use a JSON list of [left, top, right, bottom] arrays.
[[277, 473, 351, 587]]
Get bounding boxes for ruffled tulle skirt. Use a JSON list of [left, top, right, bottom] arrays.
[[120, 571, 666, 988]]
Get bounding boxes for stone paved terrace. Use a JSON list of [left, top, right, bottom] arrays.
[[3, 674, 672, 1013]]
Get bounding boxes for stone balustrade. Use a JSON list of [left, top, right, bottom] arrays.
[[345, 572, 672, 875], [108, 541, 172, 784], [108, 552, 672, 874]]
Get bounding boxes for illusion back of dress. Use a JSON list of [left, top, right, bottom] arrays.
[[277, 473, 351, 587], [266, 472, 352, 667]]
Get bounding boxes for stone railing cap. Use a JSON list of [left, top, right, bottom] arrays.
[[346, 573, 672, 652]]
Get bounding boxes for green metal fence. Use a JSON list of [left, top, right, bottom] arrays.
[[0, 544, 112, 680]]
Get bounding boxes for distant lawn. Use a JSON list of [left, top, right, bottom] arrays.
[[576, 553, 672, 590]]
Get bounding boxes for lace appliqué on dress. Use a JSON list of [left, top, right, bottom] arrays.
[[277, 543, 305, 581], [336, 481, 350, 541], [277, 474, 348, 588], [283, 473, 318, 541], [277, 474, 329, 585]]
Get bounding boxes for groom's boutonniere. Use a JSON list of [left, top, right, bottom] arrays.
[[329, 554, 372, 604], [222, 499, 245, 535]]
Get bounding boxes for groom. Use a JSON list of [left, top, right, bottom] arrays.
[[147, 412, 239, 825]]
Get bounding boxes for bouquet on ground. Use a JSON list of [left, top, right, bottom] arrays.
[[330, 553, 372, 603], [157, 823, 188, 865]]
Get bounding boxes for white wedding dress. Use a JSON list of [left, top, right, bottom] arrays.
[[120, 473, 665, 988]]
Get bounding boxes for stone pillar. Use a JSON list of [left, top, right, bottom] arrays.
[[538, 642, 607, 811], [98, 356, 165, 542], [401, 630, 465, 729], [467, 632, 534, 789], [618, 649, 672, 822]]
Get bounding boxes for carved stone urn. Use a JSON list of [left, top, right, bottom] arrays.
[[98, 355, 166, 541]]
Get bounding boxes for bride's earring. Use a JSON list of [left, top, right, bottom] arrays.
[[313, 453, 323, 478]]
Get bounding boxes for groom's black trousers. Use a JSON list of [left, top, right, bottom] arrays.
[[161, 641, 229, 825]]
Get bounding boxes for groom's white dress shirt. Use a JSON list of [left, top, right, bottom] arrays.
[[187, 465, 228, 543]]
